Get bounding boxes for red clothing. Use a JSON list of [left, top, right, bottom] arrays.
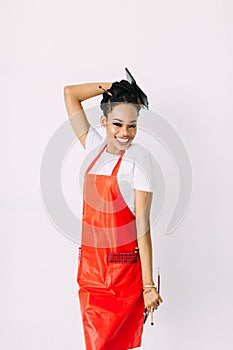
[[77, 143, 144, 350]]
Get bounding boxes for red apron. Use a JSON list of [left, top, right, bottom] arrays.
[[77, 143, 144, 350]]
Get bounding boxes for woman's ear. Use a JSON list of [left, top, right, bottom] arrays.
[[100, 115, 107, 127]]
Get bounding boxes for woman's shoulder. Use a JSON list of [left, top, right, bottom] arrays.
[[127, 142, 152, 158], [126, 142, 154, 192], [125, 142, 154, 174], [85, 126, 105, 152]]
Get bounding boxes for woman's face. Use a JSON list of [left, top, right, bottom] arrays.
[[101, 104, 138, 155]]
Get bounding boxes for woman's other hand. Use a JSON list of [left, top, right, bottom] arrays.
[[143, 287, 163, 312]]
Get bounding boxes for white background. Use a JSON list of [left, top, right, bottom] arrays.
[[1, 0, 233, 349]]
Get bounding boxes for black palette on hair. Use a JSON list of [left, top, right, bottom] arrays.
[[125, 67, 149, 110]]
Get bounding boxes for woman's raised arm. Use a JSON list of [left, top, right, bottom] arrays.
[[63, 82, 112, 148]]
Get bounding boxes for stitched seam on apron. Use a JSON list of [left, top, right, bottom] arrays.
[[107, 252, 139, 263]]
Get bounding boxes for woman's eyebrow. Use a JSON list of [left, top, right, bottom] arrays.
[[112, 118, 137, 123]]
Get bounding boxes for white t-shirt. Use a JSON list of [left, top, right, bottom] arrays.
[[84, 127, 154, 215]]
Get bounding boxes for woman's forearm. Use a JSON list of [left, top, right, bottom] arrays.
[[64, 82, 112, 102], [134, 190, 154, 286], [137, 230, 155, 286], [64, 81, 112, 146]]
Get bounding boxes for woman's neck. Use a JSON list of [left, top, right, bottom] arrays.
[[105, 144, 122, 155]]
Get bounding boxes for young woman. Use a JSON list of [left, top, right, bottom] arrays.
[[64, 79, 163, 350]]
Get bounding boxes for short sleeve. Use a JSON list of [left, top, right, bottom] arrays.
[[133, 145, 154, 193], [85, 127, 104, 152]]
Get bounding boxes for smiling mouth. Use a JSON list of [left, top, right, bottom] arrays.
[[116, 137, 131, 145]]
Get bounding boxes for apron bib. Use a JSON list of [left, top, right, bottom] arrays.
[[77, 144, 144, 350]]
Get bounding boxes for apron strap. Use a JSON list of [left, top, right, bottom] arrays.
[[111, 149, 125, 176], [85, 143, 125, 176], [85, 143, 107, 174]]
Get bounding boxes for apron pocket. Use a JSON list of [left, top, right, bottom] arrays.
[[107, 251, 139, 264], [107, 251, 142, 292]]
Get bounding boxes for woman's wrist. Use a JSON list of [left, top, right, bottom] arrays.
[[143, 281, 157, 290], [143, 284, 157, 288], [142, 279, 155, 287], [143, 284, 158, 295], [65, 82, 112, 102]]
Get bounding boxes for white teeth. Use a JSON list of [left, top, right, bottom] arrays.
[[116, 138, 129, 143]]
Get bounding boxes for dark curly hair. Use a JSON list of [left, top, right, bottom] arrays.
[[100, 80, 141, 117]]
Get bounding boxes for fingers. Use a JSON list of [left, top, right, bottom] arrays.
[[143, 288, 164, 313], [158, 295, 163, 303], [146, 296, 163, 312], [146, 302, 159, 313]]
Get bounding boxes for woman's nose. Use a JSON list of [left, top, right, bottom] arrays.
[[120, 125, 130, 136]]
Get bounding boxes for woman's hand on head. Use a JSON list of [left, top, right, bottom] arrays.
[[64, 82, 112, 148]]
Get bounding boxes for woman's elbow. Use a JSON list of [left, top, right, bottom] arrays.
[[64, 85, 72, 95]]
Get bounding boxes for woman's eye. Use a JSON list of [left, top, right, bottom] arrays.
[[112, 122, 137, 128]]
